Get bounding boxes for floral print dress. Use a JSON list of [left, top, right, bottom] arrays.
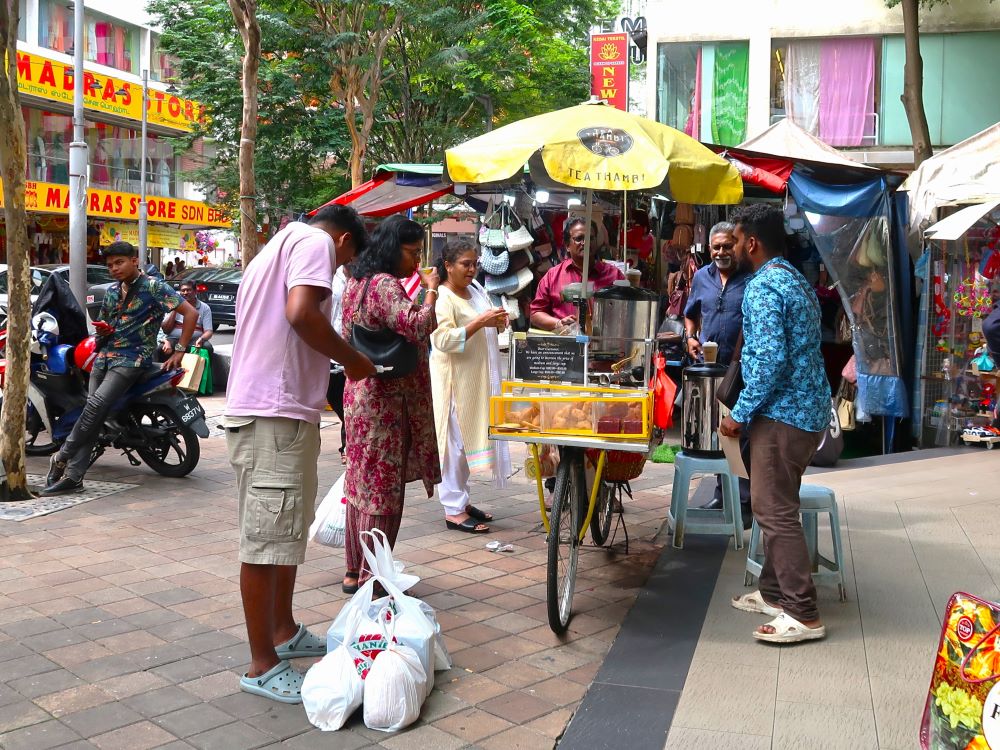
[[343, 273, 441, 516]]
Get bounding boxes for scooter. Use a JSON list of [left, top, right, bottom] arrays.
[[4, 313, 210, 478]]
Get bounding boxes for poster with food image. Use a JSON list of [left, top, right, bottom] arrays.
[[921, 592, 1000, 749]]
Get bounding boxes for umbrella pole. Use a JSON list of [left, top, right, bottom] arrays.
[[582, 189, 594, 293], [621, 192, 627, 264]]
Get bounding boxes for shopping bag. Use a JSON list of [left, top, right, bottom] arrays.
[[176, 352, 205, 392], [309, 474, 347, 548], [302, 609, 365, 731], [363, 607, 429, 732], [327, 562, 450, 682], [193, 346, 214, 395], [920, 592, 1000, 749], [650, 353, 678, 429]]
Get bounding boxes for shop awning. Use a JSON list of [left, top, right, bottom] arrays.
[[924, 199, 1000, 241], [311, 164, 453, 217]]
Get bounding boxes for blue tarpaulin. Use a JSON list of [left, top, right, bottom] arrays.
[[788, 171, 888, 219]]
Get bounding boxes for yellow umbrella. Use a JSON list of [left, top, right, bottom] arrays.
[[445, 99, 743, 205]]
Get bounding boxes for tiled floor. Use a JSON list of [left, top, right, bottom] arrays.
[[0, 393, 676, 749]]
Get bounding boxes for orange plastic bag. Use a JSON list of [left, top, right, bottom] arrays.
[[650, 353, 677, 430]]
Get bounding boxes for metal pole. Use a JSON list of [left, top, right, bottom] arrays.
[[68, 0, 89, 309], [138, 69, 149, 266]]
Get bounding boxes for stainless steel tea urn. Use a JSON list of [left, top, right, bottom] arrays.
[[681, 363, 727, 457], [590, 281, 658, 361]]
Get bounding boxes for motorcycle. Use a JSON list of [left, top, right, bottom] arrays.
[[1, 295, 210, 478]]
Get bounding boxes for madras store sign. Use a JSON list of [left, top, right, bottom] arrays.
[[590, 33, 629, 112], [16, 50, 203, 133], [1, 180, 230, 227], [100, 222, 197, 250]]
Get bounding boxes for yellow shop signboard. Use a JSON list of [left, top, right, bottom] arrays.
[[3, 179, 231, 228], [16, 50, 203, 133], [99, 222, 198, 250]]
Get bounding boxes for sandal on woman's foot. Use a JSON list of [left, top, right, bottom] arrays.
[[752, 612, 826, 644], [342, 572, 359, 595], [732, 590, 782, 617], [446, 517, 490, 534], [239, 660, 303, 703], [275, 623, 326, 660], [466, 505, 493, 522]]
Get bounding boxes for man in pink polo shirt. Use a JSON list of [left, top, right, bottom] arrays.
[[529, 217, 625, 331], [225, 205, 375, 704]]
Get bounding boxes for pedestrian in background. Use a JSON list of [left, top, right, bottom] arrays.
[[225, 205, 374, 704], [430, 239, 512, 534], [721, 203, 830, 645], [341, 215, 441, 593], [683, 221, 752, 522]]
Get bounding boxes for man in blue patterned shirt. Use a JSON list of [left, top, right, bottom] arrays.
[[720, 204, 831, 645], [42, 242, 198, 496]]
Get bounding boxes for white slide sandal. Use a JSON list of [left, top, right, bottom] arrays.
[[731, 590, 782, 617], [753, 612, 826, 644]]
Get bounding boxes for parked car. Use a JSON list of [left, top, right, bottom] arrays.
[[0, 264, 114, 328], [167, 267, 242, 327]]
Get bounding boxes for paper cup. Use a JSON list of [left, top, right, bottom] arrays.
[[703, 341, 719, 364]]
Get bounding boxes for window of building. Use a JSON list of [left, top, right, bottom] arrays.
[[17, 0, 26, 41], [656, 41, 749, 146], [881, 31, 1000, 147], [23, 107, 180, 198], [150, 34, 180, 83], [770, 38, 879, 147], [38, 0, 141, 74]]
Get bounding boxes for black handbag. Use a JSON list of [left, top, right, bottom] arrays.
[[349, 276, 418, 380], [716, 331, 744, 409]]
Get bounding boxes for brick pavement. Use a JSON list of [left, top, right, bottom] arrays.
[[0, 394, 676, 750]]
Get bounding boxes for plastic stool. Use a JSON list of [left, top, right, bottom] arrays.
[[744, 484, 847, 602], [667, 451, 743, 550]]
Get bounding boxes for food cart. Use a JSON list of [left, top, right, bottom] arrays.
[[444, 98, 743, 633]]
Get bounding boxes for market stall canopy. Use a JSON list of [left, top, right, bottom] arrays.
[[310, 164, 452, 217], [898, 122, 1000, 232], [737, 119, 878, 172], [924, 199, 1000, 241], [445, 99, 743, 205]]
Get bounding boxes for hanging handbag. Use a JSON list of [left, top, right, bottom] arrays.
[[836, 381, 857, 431], [479, 205, 507, 250], [504, 210, 534, 252], [478, 246, 510, 276], [349, 277, 418, 380]]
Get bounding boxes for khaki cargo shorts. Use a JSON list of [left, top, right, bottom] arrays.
[[225, 416, 320, 566]]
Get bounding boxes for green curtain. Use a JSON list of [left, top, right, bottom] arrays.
[[711, 42, 749, 146]]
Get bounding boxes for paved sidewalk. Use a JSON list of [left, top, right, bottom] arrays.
[[663, 448, 996, 750], [0, 393, 675, 750]]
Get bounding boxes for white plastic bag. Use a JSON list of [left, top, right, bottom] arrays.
[[301, 610, 364, 731], [309, 474, 346, 547], [363, 608, 428, 732], [326, 530, 451, 676]]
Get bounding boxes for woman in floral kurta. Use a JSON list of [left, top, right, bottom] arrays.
[[342, 215, 441, 590]]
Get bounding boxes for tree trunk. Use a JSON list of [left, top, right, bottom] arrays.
[[227, 0, 261, 266], [899, 0, 933, 168], [0, 0, 33, 500]]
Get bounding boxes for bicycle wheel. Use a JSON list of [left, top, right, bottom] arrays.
[[546, 448, 584, 633], [590, 480, 615, 546]]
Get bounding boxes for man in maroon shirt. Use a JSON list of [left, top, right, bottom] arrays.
[[529, 217, 624, 331]]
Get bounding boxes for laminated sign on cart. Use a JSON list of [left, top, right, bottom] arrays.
[[921, 592, 1000, 749]]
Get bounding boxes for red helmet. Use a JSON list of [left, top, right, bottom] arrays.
[[74, 336, 98, 373]]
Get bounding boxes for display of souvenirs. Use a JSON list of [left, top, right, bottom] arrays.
[[921, 592, 1000, 749]]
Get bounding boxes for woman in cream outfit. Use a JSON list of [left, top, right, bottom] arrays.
[[430, 240, 512, 533]]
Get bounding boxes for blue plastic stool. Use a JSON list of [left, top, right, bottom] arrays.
[[744, 484, 847, 602], [667, 451, 743, 550]]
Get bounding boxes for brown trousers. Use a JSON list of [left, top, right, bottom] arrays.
[[746, 417, 823, 622]]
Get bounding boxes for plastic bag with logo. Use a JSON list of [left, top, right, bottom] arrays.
[[363, 607, 429, 732], [301, 609, 365, 731]]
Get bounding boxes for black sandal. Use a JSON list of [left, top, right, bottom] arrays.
[[342, 571, 359, 595], [446, 517, 490, 534], [466, 505, 493, 522]]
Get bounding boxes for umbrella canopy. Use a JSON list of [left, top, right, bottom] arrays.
[[445, 100, 743, 205]]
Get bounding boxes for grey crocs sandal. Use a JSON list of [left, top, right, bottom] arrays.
[[239, 660, 303, 704], [275, 623, 326, 660]]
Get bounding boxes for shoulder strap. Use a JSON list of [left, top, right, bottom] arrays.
[[353, 276, 374, 321]]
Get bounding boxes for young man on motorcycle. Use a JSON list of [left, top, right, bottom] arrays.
[[42, 241, 198, 496]]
